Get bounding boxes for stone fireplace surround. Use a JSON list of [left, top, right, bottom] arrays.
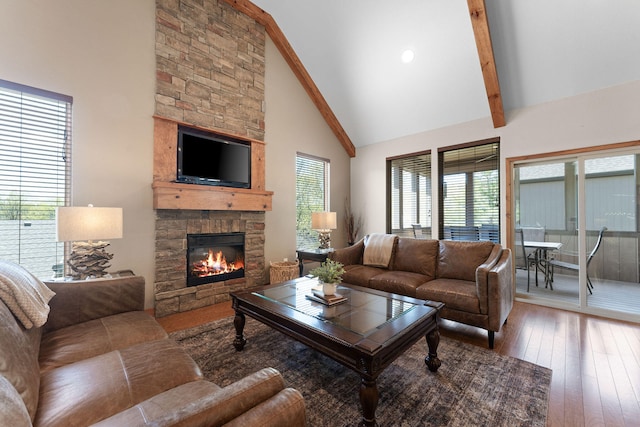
[[154, 209, 266, 317], [153, 0, 270, 317]]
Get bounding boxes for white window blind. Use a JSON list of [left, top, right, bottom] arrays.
[[439, 140, 499, 242], [0, 79, 72, 279], [296, 153, 329, 249], [388, 152, 431, 237]]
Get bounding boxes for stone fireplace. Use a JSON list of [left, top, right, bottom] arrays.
[[154, 210, 266, 317], [153, 0, 271, 317]]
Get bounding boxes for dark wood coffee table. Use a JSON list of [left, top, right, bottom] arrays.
[[231, 277, 443, 427]]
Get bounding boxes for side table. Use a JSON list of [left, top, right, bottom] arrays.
[[295, 248, 333, 276]]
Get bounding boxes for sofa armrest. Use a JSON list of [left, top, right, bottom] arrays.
[[91, 368, 306, 427], [329, 239, 364, 266], [486, 248, 513, 332], [475, 244, 503, 314], [44, 276, 145, 333], [224, 387, 306, 427]]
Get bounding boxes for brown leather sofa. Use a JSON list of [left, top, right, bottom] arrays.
[[0, 262, 306, 427], [329, 236, 513, 348]]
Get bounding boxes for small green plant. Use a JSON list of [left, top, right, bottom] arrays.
[[310, 259, 345, 284]]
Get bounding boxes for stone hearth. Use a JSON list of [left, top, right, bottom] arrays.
[[154, 209, 266, 317]]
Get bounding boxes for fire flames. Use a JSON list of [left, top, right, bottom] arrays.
[[192, 249, 244, 277]]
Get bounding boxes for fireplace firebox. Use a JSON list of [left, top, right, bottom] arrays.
[[186, 232, 245, 287]]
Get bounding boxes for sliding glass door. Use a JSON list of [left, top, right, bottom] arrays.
[[513, 159, 579, 305], [511, 148, 640, 320], [582, 153, 638, 314]]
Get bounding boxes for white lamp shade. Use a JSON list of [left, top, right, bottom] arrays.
[[56, 206, 123, 242], [311, 211, 337, 231]]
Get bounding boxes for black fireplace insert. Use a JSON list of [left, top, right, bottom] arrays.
[[186, 232, 245, 286]]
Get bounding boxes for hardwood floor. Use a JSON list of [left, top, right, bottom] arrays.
[[156, 300, 640, 427]]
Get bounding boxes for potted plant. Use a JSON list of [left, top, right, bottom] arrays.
[[310, 258, 345, 295]]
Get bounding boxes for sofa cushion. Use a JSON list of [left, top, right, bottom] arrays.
[[438, 240, 495, 281], [342, 265, 386, 288], [392, 238, 438, 278], [35, 339, 203, 427], [0, 301, 42, 421], [39, 311, 168, 373], [43, 276, 146, 333], [369, 271, 429, 298], [416, 279, 480, 313]]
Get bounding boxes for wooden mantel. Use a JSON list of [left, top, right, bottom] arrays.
[[152, 116, 273, 211]]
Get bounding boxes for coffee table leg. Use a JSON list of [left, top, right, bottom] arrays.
[[233, 311, 247, 351], [359, 377, 379, 427], [424, 327, 441, 372]]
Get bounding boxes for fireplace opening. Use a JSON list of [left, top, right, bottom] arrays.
[[187, 232, 245, 287]]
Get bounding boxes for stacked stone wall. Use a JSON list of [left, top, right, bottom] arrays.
[[155, 0, 265, 139], [153, 0, 267, 315]]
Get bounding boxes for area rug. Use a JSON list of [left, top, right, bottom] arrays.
[[171, 317, 551, 427]]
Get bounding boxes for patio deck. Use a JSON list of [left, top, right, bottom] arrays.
[[516, 270, 640, 316]]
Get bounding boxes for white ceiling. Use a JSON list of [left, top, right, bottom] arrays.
[[251, 0, 640, 148]]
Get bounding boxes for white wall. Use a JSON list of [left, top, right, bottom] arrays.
[[351, 80, 640, 241], [263, 37, 352, 266], [0, 0, 157, 305]]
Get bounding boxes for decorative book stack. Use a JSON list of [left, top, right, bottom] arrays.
[[306, 287, 347, 306]]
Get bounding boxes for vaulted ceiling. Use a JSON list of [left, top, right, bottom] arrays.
[[227, 0, 640, 154]]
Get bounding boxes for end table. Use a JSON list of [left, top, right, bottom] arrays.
[[295, 248, 333, 276]]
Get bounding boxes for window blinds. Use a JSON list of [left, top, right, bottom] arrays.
[[296, 153, 329, 249], [0, 79, 72, 278], [439, 140, 499, 242], [389, 152, 431, 236]]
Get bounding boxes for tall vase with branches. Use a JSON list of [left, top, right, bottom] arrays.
[[344, 198, 363, 246]]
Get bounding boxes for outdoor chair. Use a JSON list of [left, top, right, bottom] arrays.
[[449, 226, 479, 241], [515, 227, 547, 292], [479, 224, 499, 242], [412, 224, 427, 239], [549, 226, 607, 294]]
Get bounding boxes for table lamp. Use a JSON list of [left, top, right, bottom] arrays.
[[56, 204, 123, 279], [311, 211, 337, 250]]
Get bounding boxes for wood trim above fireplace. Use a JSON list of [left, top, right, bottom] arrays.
[[152, 116, 273, 211]]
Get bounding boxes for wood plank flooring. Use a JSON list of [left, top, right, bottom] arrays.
[[156, 300, 640, 427]]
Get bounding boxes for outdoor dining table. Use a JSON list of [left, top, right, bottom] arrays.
[[524, 240, 563, 289]]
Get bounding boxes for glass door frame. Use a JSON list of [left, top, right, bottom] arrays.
[[506, 139, 640, 323]]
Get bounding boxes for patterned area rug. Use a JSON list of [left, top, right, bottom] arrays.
[[171, 317, 550, 427]]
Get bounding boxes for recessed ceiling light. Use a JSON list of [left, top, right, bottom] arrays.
[[401, 49, 415, 64]]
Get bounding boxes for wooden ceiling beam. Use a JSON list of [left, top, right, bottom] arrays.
[[467, 0, 506, 128], [221, 0, 356, 157]]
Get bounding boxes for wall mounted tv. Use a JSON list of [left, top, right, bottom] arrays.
[[177, 125, 251, 189]]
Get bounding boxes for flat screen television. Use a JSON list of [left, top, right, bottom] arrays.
[[177, 125, 251, 189]]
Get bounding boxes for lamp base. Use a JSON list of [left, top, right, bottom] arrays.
[[317, 231, 331, 250], [67, 241, 114, 280]]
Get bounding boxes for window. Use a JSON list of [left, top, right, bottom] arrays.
[[439, 139, 499, 242], [0, 80, 72, 279], [387, 151, 432, 237], [296, 153, 329, 249]]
